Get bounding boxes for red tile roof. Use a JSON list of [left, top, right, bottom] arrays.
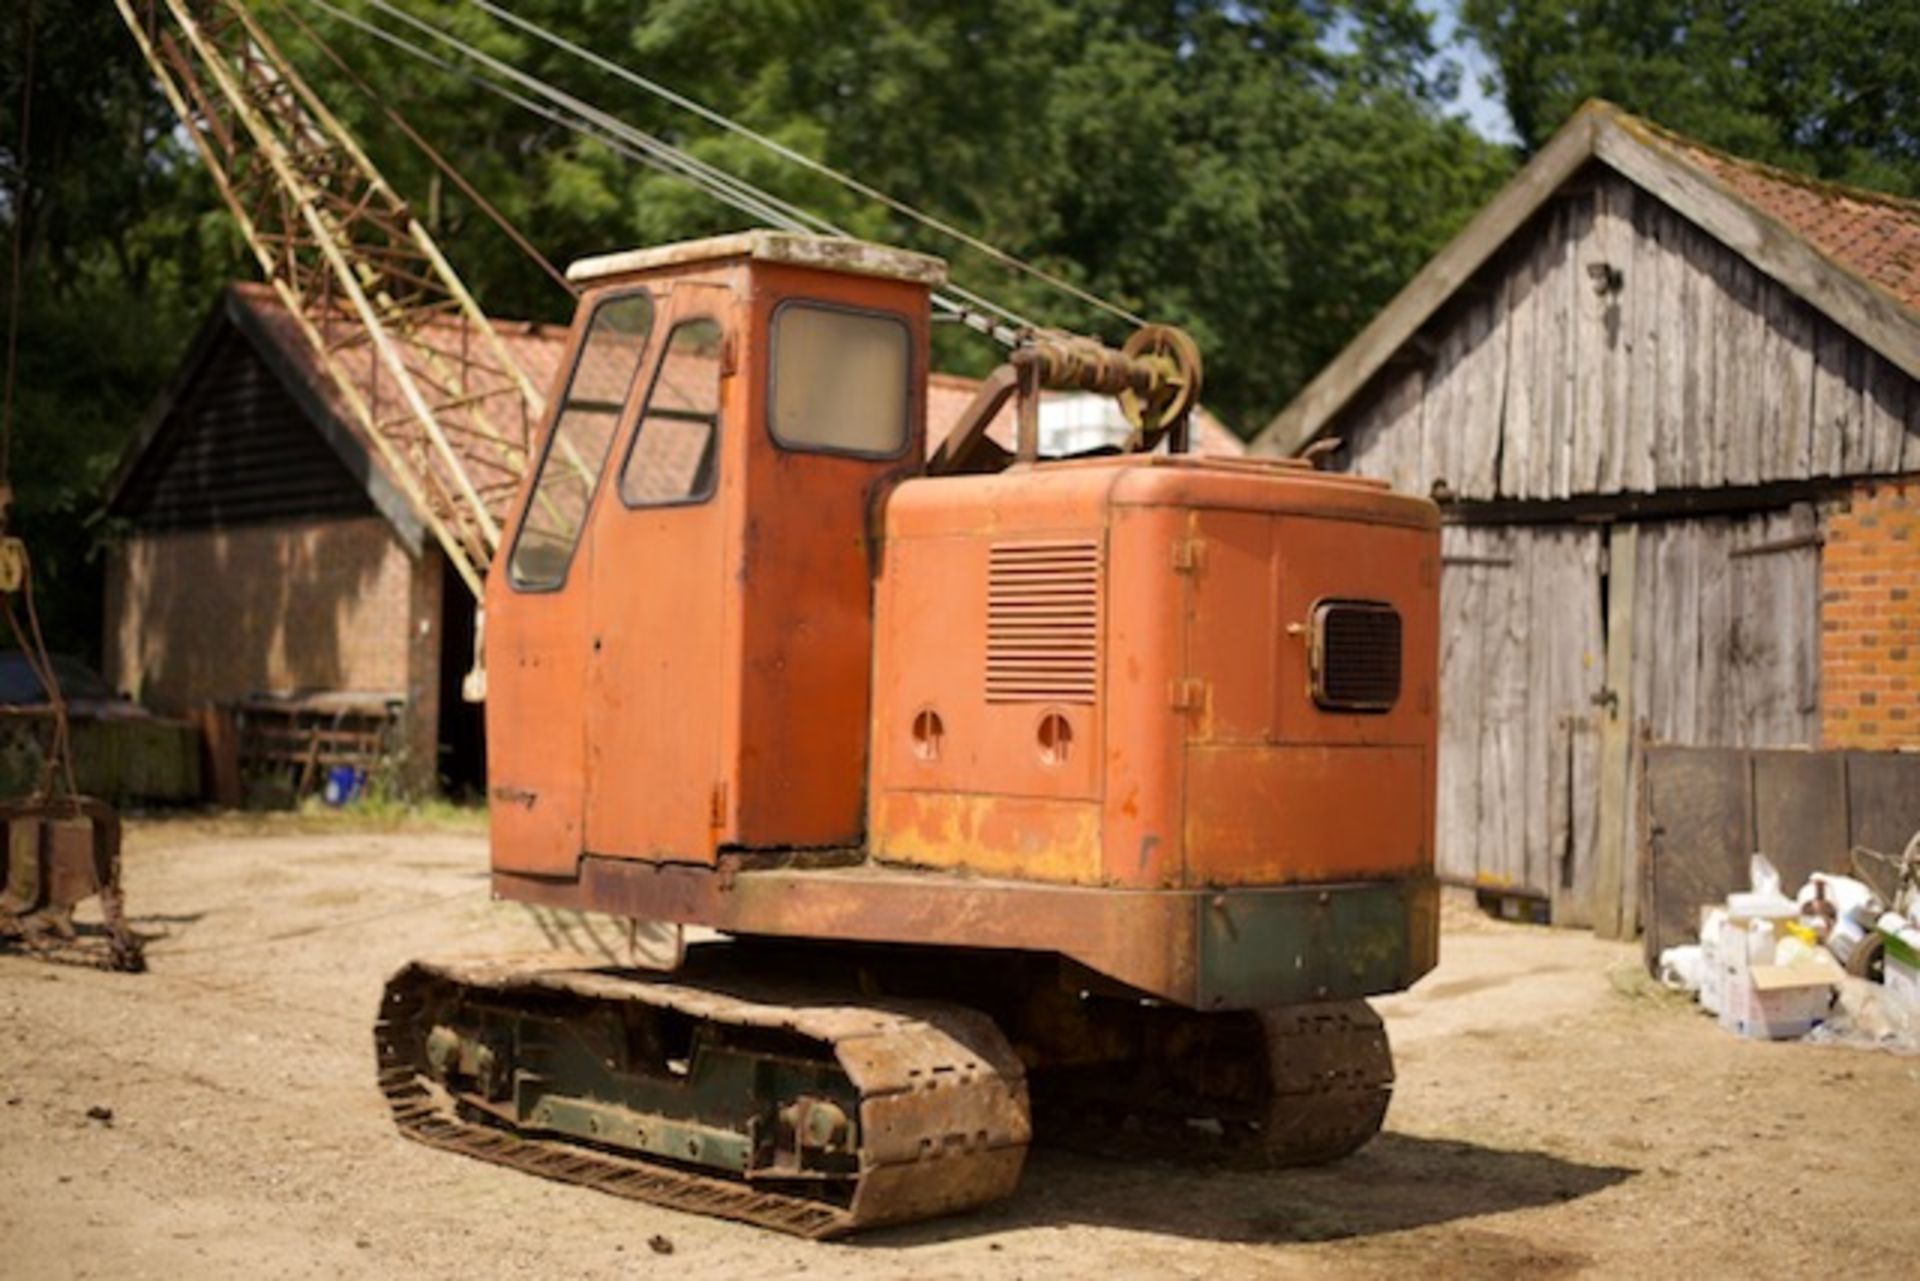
[[230, 283, 564, 525]]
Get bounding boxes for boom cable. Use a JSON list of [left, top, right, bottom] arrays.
[[465, 0, 1149, 329], [299, 0, 1037, 343]]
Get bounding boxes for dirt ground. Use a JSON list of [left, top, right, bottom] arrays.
[[3, 818, 1917, 1280]]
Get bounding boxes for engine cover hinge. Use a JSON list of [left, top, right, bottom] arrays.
[[1169, 677, 1208, 713]]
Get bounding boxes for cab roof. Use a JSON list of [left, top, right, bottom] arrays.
[[567, 231, 948, 288]]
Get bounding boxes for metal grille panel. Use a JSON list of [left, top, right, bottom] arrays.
[[986, 541, 1101, 703], [1312, 601, 1402, 711]]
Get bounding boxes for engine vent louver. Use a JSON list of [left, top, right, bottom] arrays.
[[986, 540, 1101, 704], [1311, 600, 1402, 712]]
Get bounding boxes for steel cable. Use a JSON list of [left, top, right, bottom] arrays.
[[306, 0, 1033, 342], [466, 0, 1149, 329]]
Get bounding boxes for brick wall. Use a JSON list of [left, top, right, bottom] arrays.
[[1821, 479, 1920, 749], [104, 516, 417, 711]]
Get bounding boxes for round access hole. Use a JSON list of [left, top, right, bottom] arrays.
[[1036, 712, 1073, 766], [911, 708, 945, 762]]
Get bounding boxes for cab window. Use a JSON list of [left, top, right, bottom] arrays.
[[768, 302, 909, 457], [508, 293, 655, 590], [620, 319, 724, 507]]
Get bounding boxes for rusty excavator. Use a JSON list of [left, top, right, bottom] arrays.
[[116, 0, 1440, 1236]]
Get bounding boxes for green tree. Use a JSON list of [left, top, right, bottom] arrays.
[[0, 2, 247, 660], [278, 0, 1510, 425], [3, 0, 1510, 659], [1461, 0, 1920, 195]]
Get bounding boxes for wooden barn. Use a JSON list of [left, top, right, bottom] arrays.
[[1255, 101, 1920, 934]]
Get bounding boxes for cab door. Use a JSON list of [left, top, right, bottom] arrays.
[[582, 283, 735, 862], [488, 289, 659, 875]]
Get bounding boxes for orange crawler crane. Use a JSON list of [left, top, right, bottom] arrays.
[[379, 232, 1439, 1236]]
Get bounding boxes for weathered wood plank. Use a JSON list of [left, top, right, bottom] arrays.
[[1518, 532, 1552, 893], [1529, 526, 1606, 915], [1423, 309, 1464, 496], [1594, 177, 1633, 494], [1726, 257, 1767, 486], [1459, 283, 1509, 499], [1567, 705, 1602, 928], [1754, 283, 1787, 482], [1636, 521, 1702, 747], [1336, 380, 1389, 481], [1654, 207, 1691, 489], [1566, 191, 1605, 493], [1862, 349, 1909, 474], [1543, 205, 1576, 500], [1728, 505, 1821, 746], [1695, 515, 1735, 743], [1809, 316, 1859, 478], [1683, 222, 1727, 491], [1480, 525, 1528, 887], [1763, 285, 1815, 481], [1622, 192, 1660, 492], [1499, 233, 1541, 499], [1393, 367, 1427, 494], [1547, 713, 1572, 919], [1593, 522, 1640, 938], [1344, 366, 1421, 491], [1435, 525, 1489, 883], [1673, 219, 1709, 488]]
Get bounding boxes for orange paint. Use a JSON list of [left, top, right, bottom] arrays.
[[868, 455, 1438, 888], [483, 232, 1437, 993], [487, 240, 929, 876]]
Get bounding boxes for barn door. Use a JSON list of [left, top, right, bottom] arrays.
[[1724, 505, 1821, 745], [1594, 504, 1824, 936], [1437, 525, 1606, 918], [1631, 504, 1821, 752]]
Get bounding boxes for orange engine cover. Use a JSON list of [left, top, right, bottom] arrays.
[[868, 455, 1439, 890]]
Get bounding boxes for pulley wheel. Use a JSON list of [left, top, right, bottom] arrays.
[[1117, 324, 1203, 450]]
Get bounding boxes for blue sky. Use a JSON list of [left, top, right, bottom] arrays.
[[1420, 0, 1519, 144]]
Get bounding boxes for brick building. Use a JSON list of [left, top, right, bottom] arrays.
[[102, 284, 563, 793], [1254, 101, 1920, 929], [1822, 480, 1919, 749], [106, 283, 1243, 797]]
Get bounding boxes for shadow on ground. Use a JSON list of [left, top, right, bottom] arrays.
[[864, 1133, 1634, 1247]]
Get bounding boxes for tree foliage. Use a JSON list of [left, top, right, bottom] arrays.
[[3, 0, 1510, 657], [0, 2, 248, 659], [1461, 0, 1920, 195]]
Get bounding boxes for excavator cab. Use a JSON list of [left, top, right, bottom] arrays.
[[485, 234, 936, 876], [385, 232, 1440, 1237]]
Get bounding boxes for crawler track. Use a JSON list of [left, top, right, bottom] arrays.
[[1034, 999, 1393, 1168], [376, 957, 1031, 1238]]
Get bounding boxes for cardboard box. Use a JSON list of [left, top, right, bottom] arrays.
[[1722, 953, 1843, 1041]]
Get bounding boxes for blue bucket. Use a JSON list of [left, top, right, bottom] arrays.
[[323, 765, 364, 807]]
